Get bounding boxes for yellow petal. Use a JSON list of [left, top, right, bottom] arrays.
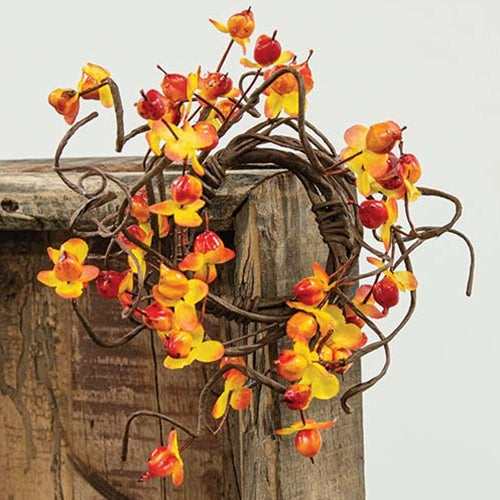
[[212, 389, 230, 419], [47, 247, 61, 265], [80, 265, 100, 283], [304, 364, 340, 400], [174, 208, 203, 228], [146, 129, 163, 156], [331, 323, 365, 350], [61, 238, 89, 263], [264, 92, 283, 119], [356, 170, 374, 197], [178, 252, 205, 272], [204, 247, 236, 265], [405, 179, 421, 203], [98, 85, 113, 108], [209, 19, 229, 33], [240, 57, 260, 69], [195, 340, 224, 363], [191, 154, 205, 176], [275, 50, 295, 65], [149, 199, 177, 216], [37, 270, 58, 287], [230, 387, 252, 410], [164, 354, 194, 369], [393, 271, 418, 291], [344, 124, 368, 149], [55, 280, 84, 299], [282, 91, 300, 117], [174, 301, 200, 332]]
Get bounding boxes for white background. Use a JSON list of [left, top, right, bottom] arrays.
[[1, 1, 499, 498]]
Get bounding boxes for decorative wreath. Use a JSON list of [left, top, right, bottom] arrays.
[[38, 7, 474, 488]]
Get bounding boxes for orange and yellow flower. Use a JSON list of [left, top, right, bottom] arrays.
[[292, 262, 333, 306], [161, 323, 224, 369], [179, 230, 235, 283], [48, 88, 80, 125], [367, 256, 418, 292], [37, 238, 99, 299], [152, 264, 208, 331], [147, 120, 218, 176], [77, 62, 113, 108], [139, 429, 184, 486], [210, 9, 255, 53], [212, 357, 252, 419], [149, 174, 205, 228], [350, 284, 386, 321], [275, 341, 339, 400], [340, 124, 391, 195], [263, 60, 313, 119], [276, 418, 335, 459]]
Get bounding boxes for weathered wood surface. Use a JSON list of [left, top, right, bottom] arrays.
[[222, 173, 365, 500], [0, 231, 222, 500], [0, 158, 281, 232], [0, 160, 364, 499]]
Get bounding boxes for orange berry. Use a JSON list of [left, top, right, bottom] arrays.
[[294, 429, 322, 458], [286, 312, 317, 341], [365, 121, 402, 154]]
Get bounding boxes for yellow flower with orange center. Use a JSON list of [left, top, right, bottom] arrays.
[[209, 9, 255, 53], [212, 357, 252, 419], [37, 238, 99, 299], [149, 174, 205, 228], [275, 341, 339, 400], [160, 323, 224, 370]]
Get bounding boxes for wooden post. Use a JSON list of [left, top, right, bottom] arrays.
[[0, 159, 364, 499], [221, 172, 364, 500]]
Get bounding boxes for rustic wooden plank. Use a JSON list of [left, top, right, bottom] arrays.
[[0, 231, 223, 499], [223, 172, 365, 500], [0, 158, 282, 232], [0, 164, 364, 499]]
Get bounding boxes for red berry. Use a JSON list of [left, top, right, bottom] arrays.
[[163, 331, 193, 359], [95, 270, 124, 299], [254, 33, 282, 66], [142, 302, 174, 331], [293, 277, 326, 306], [399, 153, 421, 184], [358, 200, 389, 229], [136, 89, 167, 120], [283, 384, 312, 411], [193, 121, 219, 151], [171, 174, 202, 205], [200, 72, 233, 100], [372, 277, 399, 310], [160, 73, 188, 103], [138, 446, 178, 482], [378, 153, 404, 190], [193, 230, 224, 253]]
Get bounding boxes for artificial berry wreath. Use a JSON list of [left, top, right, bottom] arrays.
[[38, 6, 474, 488]]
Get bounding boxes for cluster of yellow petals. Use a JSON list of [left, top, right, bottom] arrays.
[[212, 357, 252, 419], [139, 430, 184, 486], [48, 62, 112, 125], [37, 238, 99, 299]]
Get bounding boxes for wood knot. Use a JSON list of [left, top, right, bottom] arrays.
[[1, 197, 19, 213]]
